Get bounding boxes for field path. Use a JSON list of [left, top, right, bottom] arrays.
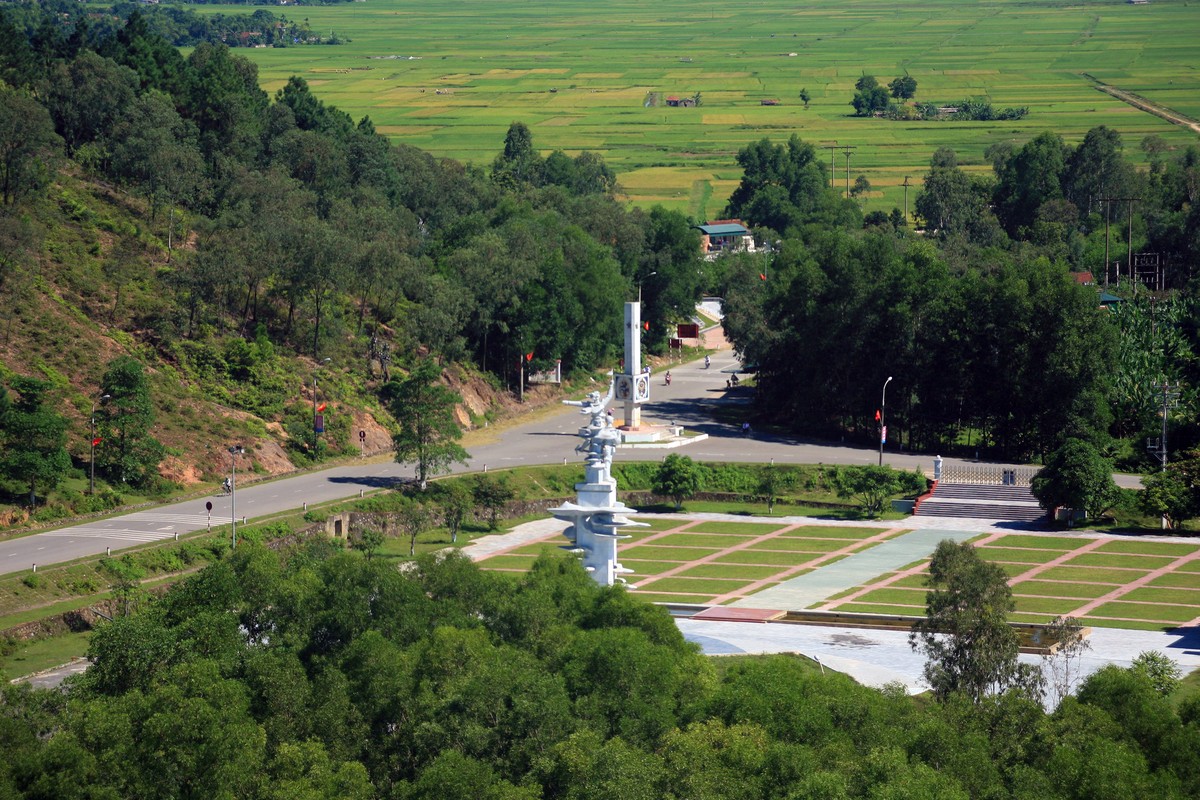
[[1085, 75, 1200, 135]]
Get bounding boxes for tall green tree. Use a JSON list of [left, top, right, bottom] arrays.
[[0, 377, 71, 506], [1031, 439, 1120, 524], [0, 85, 61, 206], [96, 356, 165, 488], [653, 454, 704, 511], [910, 540, 1043, 704], [386, 359, 468, 489]]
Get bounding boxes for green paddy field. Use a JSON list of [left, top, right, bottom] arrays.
[[187, 0, 1199, 217]]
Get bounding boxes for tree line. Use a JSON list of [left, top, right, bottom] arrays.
[[0, 5, 706, 392], [721, 131, 1199, 465], [2, 540, 1199, 799]]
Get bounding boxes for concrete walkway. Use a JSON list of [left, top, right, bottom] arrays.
[[729, 528, 978, 610]]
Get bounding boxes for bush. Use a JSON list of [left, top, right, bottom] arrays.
[[21, 574, 40, 589]]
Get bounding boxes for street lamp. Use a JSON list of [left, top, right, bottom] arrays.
[[312, 357, 331, 453], [89, 394, 111, 495], [228, 445, 244, 547], [879, 376, 893, 466], [637, 271, 657, 304]]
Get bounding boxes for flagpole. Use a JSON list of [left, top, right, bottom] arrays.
[[879, 376, 893, 466]]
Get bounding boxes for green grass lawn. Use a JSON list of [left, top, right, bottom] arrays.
[[620, 545, 721, 562], [989, 535, 1082, 551], [976, 546, 1068, 564], [1063, 553, 1177, 570], [1038, 565, 1151, 584], [1148, 573, 1200, 589], [1094, 540, 1200, 557], [682, 521, 791, 535], [1120, 587, 1200, 605], [0, 631, 91, 682], [1010, 580, 1115, 599], [713, 550, 824, 567], [675, 563, 783, 581], [650, 533, 760, 548], [1090, 601, 1198, 624], [850, 588, 928, 607], [635, 576, 753, 595], [197, 0, 1199, 217]]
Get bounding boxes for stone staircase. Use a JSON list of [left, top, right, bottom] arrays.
[[915, 482, 1047, 522]]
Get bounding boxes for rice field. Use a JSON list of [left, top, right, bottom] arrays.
[[190, 0, 1200, 217]]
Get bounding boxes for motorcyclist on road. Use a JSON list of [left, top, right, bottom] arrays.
[[704, 355, 710, 369], [222, 477, 231, 494], [665, 371, 672, 385]]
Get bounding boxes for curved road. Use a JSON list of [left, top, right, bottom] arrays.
[[0, 342, 1132, 576]]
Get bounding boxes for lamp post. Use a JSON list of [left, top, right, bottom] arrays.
[[312, 357, 331, 453], [228, 445, 244, 547], [637, 271, 657, 304], [879, 376, 893, 466], [89, 394, 111, 495]]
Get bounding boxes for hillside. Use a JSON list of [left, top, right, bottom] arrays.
[[0, 167, 543, 524]]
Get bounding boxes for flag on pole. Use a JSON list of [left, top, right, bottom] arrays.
[[92, 437, 102, 446], [759, 273, 767, 281], [874, 409, 881, 422], [526, 352, 533, 362], [643, 321, 649, 331], [316, 402, 326, 412]]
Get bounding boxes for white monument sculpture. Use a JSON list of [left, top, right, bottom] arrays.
[[550, 376, 648, 585]]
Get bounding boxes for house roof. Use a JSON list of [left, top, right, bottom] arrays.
[[697, 223, 749, 236]]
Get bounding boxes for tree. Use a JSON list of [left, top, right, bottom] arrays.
[[829, 465, 919, 517], [108, 90, 205, 223], [386, 359, 469, 489], [492, 121, 542, 188], [1139, 449, 1200, 529], [653, 454, 704, 511], [910, 540, 1043, 704], [888, 76, 918, 100], [850, 75, 890, 116], [1041, 616, 1091, 709], [472, 474, 514, 531], [799, 87, 811, 109], [96, 356, 165, 488], [351, 528, 384, 561], [397, 498, 433, 557], [757, 464, 792, 514], [0, 85, 61, 206], [43, 51, 138, 158], [851, 174, 871, 197], [101, 555, 146, 617], [1031, 439, 1120, 525], [436, 481, 473, 543], [0, 377, 71, 506], [1130, 650, 1182, 696]]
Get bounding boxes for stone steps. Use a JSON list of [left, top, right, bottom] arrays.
[[916, 482, 1046, 522]]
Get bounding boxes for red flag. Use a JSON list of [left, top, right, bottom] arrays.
[[874, 409, 881, 422], [526, 352, 533, 362], [92, 437, 102, 447], [316, 402, 326, 412], [759, 273, 767, 281], [643, 321, 649, 331]]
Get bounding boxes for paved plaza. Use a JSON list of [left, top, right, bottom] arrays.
[[467, 512, 1200, 695]]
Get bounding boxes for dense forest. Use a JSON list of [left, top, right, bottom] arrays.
[[0, 0, 1197, 505], [3, 540, 1200, 799]]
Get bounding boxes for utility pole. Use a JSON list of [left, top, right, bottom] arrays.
[[901, 175, 912, 222], [1146, 381, 1180, 530], [1100, 196, 1139, 285], [823, 142, 839, 189], [841, 145, 857, 198]]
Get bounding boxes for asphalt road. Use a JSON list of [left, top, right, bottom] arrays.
[[0, 340, 1136, 576]]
